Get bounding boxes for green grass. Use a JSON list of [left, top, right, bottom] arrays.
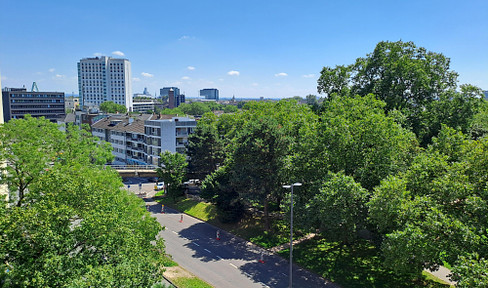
[[277, 236, 451, 288], [171, 277, 213, 288], [159, 197, 218, 222]]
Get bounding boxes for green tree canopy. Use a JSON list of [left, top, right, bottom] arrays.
[[157, 151, 188, 201], [99, 101, 127, 114], [0, 117, 166, 287]]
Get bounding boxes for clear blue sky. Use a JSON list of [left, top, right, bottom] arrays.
[[1, 0, 487, 99]]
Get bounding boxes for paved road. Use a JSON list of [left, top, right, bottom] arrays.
[[132, 183, 337, 288]]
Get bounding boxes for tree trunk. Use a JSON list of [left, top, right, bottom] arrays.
[[264, 197, 270, 231]]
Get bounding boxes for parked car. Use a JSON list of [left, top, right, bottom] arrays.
[[154, 182, 164, 191]]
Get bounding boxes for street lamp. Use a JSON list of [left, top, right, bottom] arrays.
[[283, 182, 302, 288]]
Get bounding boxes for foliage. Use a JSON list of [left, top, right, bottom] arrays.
[[99, 101, 127, 114], [277, 236, 451, 288], [368, 127, 488, 279], [157, 151, 188, 201], [187, 113, 225, 180], [306, 172, 369, 243], [451, 253, 488, 288], [179, 102, 211, 115], [0, 117, 165, 287], [200, 165, 244, 223], [317, 40, 482, 145]]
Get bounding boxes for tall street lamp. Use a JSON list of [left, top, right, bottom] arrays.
[[283, 182, 302, 288]]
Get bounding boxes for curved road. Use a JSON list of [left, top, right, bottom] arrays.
[[138, 191, 338, 288]]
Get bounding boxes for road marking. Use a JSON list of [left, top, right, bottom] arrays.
[[244, 272, 251, 277], [260, 283, 270, 288], [281, 272, 287, 276], [229, 263, 238, 269], [217, 256, 223, 260], [204, 248, 211, 253], [171, 231, 178, 235], [193, 242, 200, 247]]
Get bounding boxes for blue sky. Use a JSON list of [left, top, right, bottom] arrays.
[[1, 0, 487, 99]]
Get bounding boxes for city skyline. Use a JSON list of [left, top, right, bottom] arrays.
[[1, 0, 487, 99]]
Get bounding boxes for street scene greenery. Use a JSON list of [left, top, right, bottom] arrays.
[[183, 41, 488, 287], [2, 39, 487, 287]]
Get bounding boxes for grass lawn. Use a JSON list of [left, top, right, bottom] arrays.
[[277, 236, 451, 288], [171, 277, 213, 288]]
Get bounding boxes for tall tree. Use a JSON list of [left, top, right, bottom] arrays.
[[316, 40, 479, 145], [157, 151, 188, 201], [187, 113, 225, 180], [0, 117, 166, 287]]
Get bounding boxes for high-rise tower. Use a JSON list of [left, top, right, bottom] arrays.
[[77, 56, 132, 111]]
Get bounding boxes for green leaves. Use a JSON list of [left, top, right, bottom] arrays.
[[157, 151, 188, 201], [99, 101, 127, 114], [0, 117, 165, 287]]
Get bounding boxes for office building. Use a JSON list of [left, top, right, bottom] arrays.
[[78, 56, 132, 111], [200, 88, 219, 100], [160, 87, 185, 108], [1, 87, 65, 122]]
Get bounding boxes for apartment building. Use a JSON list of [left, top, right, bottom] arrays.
[[91, 114, 196, 165]]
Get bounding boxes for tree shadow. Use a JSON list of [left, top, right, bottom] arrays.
[[176, 222, 334, 287], [177, 222, 262, 262]]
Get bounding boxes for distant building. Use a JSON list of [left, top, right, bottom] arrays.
[[77, 56, 132, 111], [65, 96, 80, 111], [132, 101, 163, 113], [1, 87, 65, 122], [160, 87, 185, 108], [484, 90, 488, 100], [160, 87, 180, 98], [200, 88, 219, 100]]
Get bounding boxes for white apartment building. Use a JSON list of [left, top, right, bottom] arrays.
[[77, 56, 133, 111], [91, 114, 196, 165], [145, 116, 196, 165]]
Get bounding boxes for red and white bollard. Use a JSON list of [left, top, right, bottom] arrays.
[[179, 214, 183, 223], [216, 230, 220, 240], [161, 205, 165, 214], [259, 252, 265, 263]]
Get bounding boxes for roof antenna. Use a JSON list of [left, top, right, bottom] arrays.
[[31, 82, 39, 92]]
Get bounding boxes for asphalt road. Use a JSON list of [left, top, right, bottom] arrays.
[[130, 182, 338, 288]]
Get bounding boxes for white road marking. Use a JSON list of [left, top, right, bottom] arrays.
[[260, 284, 270, 288], [244, 272, 251, 277], [204, 248, 211, 253], [229, 263, 238, 269], [193, 242, 200, 246], [217, 256, 223, 260], [281, 272, 287, 276], [171, 231, 178, 235]]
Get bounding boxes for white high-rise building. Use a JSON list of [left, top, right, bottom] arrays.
[[77, 56, 132, 111]]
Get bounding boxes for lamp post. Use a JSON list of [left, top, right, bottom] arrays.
[[283, 182, 302, 288]]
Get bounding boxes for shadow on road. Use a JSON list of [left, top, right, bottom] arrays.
[[177, 222, 262, 263]]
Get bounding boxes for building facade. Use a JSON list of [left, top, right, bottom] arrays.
[[200, 88, 219, 100], [1, 87, 65, 122], [78, 56, 132, 111], [91, 114, 196, 166]]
